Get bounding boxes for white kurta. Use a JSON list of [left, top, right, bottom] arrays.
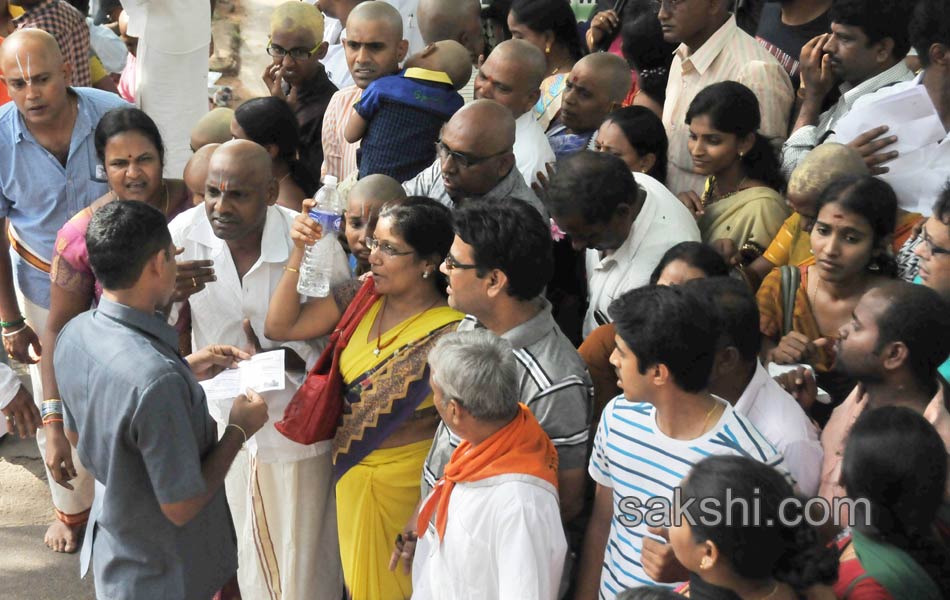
[[515, 111, 555, 187], [583, 173, 700, 337], [412, 474, 567, 600], [168, 204, 350, 600]]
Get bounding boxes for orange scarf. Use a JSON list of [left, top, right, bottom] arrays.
[[417, 404, 559, 541]]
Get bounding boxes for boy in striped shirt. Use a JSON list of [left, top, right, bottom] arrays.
[[575, 285, 788, 599]]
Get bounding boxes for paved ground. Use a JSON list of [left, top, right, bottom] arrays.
[[0, 1, 280, 597]]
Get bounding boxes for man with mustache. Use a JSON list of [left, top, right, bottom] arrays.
[[0, 28, 126, 554], [403, 99, 546, 216], [168, 140, 349, 599], [781, 0, 914, 175], [320, 1, 407, 181]]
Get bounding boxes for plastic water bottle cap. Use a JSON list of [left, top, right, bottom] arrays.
[[323, 175, 338, 187]]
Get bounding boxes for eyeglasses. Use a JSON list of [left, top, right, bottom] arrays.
[[920, 228, 950, 257], [443, 254, 478, 271], [435, 140, 507, 169], [365, 237, 415, 258], [266, 39, 321, 61]]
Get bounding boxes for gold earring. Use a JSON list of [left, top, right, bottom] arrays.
[[545, 44, 551, 55], [422, 271, 430, 279], [700, 557, 713, 569]]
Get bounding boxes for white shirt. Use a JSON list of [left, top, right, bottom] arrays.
[[734, 362, 823, 496], [168, 205, 350, 463], [583, 172, 700, 337], [515, 111, 555, 187], [412, 474, 567, 600], [320, 1, 426, 90], [847, 71, 950, 216]]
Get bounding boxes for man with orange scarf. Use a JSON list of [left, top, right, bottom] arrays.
[[408, 329, 567, 599]]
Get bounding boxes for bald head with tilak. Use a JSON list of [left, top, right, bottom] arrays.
[[204, 140, 278, 242], [0, 29, 74, 129], [439, 99, 517, 200], [417, 0, 484, 63], [475, 39, 546, 118], [560, 51, 632, 133]]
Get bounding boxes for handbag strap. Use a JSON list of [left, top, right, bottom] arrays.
[[335, 278, 380, 345], [779, 265, 801, 337]]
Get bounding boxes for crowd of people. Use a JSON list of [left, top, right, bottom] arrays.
[[0, 0, 949, 598]]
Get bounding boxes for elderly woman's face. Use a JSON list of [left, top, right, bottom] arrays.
[[103, 131, 163, 204], [367, 216, 427, 296]]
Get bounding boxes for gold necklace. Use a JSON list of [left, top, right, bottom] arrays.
[[698, 399, 721, 436], [702, 175, 748, 208], [373, 296, 441, 357]]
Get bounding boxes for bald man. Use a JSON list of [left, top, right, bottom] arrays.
[[0, 29, 127, 553], [475, 39, 554, 186], [189, 107, 234, 152], [418, 0, 483, 102], [320, 0, 425, 89], [344, 173, 407, 273], [12, 0, 92, 87], [403, 99, 546, 215], [169, 140, 348, 599], [548, 52, 632, 161], [321, 1, 408, 181], [266, 2, 337, 179]]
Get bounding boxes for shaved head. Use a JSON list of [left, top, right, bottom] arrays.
[[448, 99, 516, 152], [418, 0, 483, 60], [490, 39, 546, 89], [184, 143, 219, 203], [350, 173, 407, 205], [788, 143, 869, 205], [347, 1, 403, 37], [271, 1, 325, 40], [0, 29, 73, 127], [190, 107, 234, 151], [0, 28, 64, 70], [205, 140, 276, 241], [408, 40, 473, 90], [576, 52, 632, 103]]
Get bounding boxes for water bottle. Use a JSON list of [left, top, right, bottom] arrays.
[[297, 176, 343, 297]]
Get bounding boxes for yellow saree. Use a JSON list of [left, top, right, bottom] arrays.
[[335, 300, 462, 600], [698, 184, 790, 252]]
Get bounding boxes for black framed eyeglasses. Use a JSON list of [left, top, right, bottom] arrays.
[[365, 237, 414, 257], [443, 254, 479, 271], [266, 39, 321, 61], [921, 228, 950, 256], [435, 140, 507, 169]]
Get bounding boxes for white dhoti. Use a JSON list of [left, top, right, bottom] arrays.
[[224, 445, 343, 600], [20, 295, 94, 523]]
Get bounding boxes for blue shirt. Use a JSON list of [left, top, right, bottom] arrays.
[[0, 88, 128, 308], [55, 298, 237, 599], [355, 67, 463, 182]]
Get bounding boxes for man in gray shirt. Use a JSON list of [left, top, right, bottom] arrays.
[[54, 201, 268, 599], [403, 99, 547, 217]]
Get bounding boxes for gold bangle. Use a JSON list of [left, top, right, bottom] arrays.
[[226, 423, 247, 448], [284, 266, 299, 273]]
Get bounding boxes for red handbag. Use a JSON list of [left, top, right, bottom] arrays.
[[275, 279, 379, 444]]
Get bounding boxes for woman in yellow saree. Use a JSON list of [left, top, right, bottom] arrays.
[[677, 82, 790, 262], [266, 197, 462, 599]]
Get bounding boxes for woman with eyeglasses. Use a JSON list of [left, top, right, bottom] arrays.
[[265, 2, 337, 180], [265, 196, 462, 600]]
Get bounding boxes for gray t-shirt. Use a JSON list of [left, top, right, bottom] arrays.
[[422, 300, 593, 496], [56, 298, 237, 600]]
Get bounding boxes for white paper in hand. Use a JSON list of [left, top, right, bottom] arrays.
[[835, 85, 944, 155], [200, 349, 286, 406]]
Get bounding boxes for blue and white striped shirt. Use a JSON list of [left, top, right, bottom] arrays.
[[589, 396, 787, 598]]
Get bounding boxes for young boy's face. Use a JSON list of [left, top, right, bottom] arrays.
[[345, 195, 384, 268]]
